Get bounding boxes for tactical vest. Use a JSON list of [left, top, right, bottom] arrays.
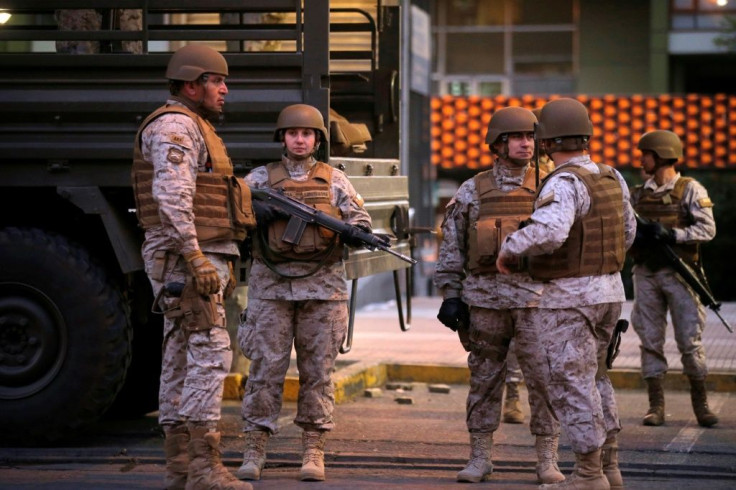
[[131, 105, 255, 243], [633, 177, 699, 266], [529, 163, 625, 280], [467, 166, 542, 274], [257, 160, 343, 263]]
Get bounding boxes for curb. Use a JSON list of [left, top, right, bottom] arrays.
[[223, 365, 736, 402]]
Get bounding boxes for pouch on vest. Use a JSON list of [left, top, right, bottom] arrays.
[[162, 280, 223, 331], [227, 176, 256, 235]]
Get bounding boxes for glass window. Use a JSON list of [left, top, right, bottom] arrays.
[[446, 0, 505, 26], [672, 14, 696, 28], [478, 81, 502, 95], [514, 0, 574, 25], [448, 81, 473, 95], [672, 0, 695, 9], [446, 33, 504, 73], [512, 31, 573, 58]]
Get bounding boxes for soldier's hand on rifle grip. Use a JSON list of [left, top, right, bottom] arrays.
[[253, 199, 288, 225], [437, 297, 470, 332], [374, 233, 392, 248], [183, 250, 220, 296], [340, 225, 371, 248]]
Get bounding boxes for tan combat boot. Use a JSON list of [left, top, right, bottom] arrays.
[[688, 376, 719, 427], [163, 424, 189, 490], [457, 432, 493, 483], [535, 435, 565, 484], [601, 436, 623, 489], [502, 382, 524, 424], [539, 449, 609, 490], [186, 424, 253, 490], [235, 430, 269, 481], [300, 430, 327, 481], [642, 376, 665, 426]]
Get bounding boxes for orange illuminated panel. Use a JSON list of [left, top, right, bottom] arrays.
[[431, 94, 735, 170]]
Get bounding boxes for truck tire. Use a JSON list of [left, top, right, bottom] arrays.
[[0, 227, 132, 444]]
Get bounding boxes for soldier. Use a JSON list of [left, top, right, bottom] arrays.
[[236, 104, 376, 482], [497, 98, 636, 490], [434, 107, 564, 485], [131, 44, 254, 490], [629, 130, 718, 428]]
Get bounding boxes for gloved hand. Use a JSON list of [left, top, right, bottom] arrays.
[[183, 250, 220, 296], [373, 233, 392, 248], [340, 225, 371, 248], [252, 199, 288, 226], [224, 261, 237, 299], [437, 297, 470, 332], [641, 221, 675, 245]]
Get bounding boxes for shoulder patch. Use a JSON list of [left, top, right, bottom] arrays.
[[168, 133, 186, 146], [536, 192, 555, 208], [698, 197, 713, 208], [167, 147, 185, 164], [353, 193, 365, 207]]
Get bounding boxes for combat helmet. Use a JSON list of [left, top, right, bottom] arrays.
[[485, 107, 537, 146], [273, 104, 329, 143], [166, 44, 228, 81], [537, 98, 593, 140], [637, 130, 683, 160]]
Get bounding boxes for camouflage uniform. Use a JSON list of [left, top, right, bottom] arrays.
[[434, 162, 559, 438], [238, 157, 371, 434], [500, 155, 636, 454], [139, 98, 240, 427], [630, 174, 716, 379], [55, 9, 142, 54]]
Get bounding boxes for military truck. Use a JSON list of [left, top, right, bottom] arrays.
[[0, 0, 427, 443]]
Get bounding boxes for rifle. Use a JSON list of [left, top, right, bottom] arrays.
[[250, 187, 417, 265], [635, 214, 732, 333]]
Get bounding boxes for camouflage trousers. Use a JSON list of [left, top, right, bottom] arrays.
[[505, 339, 523, 384], [462, 307, 560, 436], [143, 250, 233, 426], [238, 298, 348, 434], [529, 304, 622, 454], [631, 268, 708, 379]]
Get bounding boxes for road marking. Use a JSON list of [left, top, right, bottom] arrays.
[[664, 393, 728, 455]]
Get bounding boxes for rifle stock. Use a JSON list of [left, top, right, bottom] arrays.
[[250, 187, 417, 265], [635, 214, 732, 333]]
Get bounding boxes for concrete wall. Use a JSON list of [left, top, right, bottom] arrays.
[[577, 0, 652, 94]]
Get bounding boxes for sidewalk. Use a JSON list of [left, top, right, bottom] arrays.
[[338, 296, 736, 391], [224, 296, 735, 401]]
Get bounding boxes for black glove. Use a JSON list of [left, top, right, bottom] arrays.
[[437, 297, 470, 332], [253, 199, 288, 225], [641, 221, 675, 245], [373, 233, 392, 248], [340, 225, 371, 248]]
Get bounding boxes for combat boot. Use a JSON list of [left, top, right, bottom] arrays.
[[163, 424, 189, 490], [642, 376, 665, 426], [535, 435, 565, 484], [300, 430, 327, 481], [186, 424, 252, 490], [601, 436, 623, 489], [236, 430, 269, 480], [502, 382, 524, 424], [688, 376, 719, 427], [457, 432, 493, 483], [539, 449, 609, 490]]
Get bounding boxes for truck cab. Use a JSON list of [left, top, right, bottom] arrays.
[[0, 0, 428, 443]]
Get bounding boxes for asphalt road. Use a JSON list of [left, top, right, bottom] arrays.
[[1, 383, 734, 489]]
